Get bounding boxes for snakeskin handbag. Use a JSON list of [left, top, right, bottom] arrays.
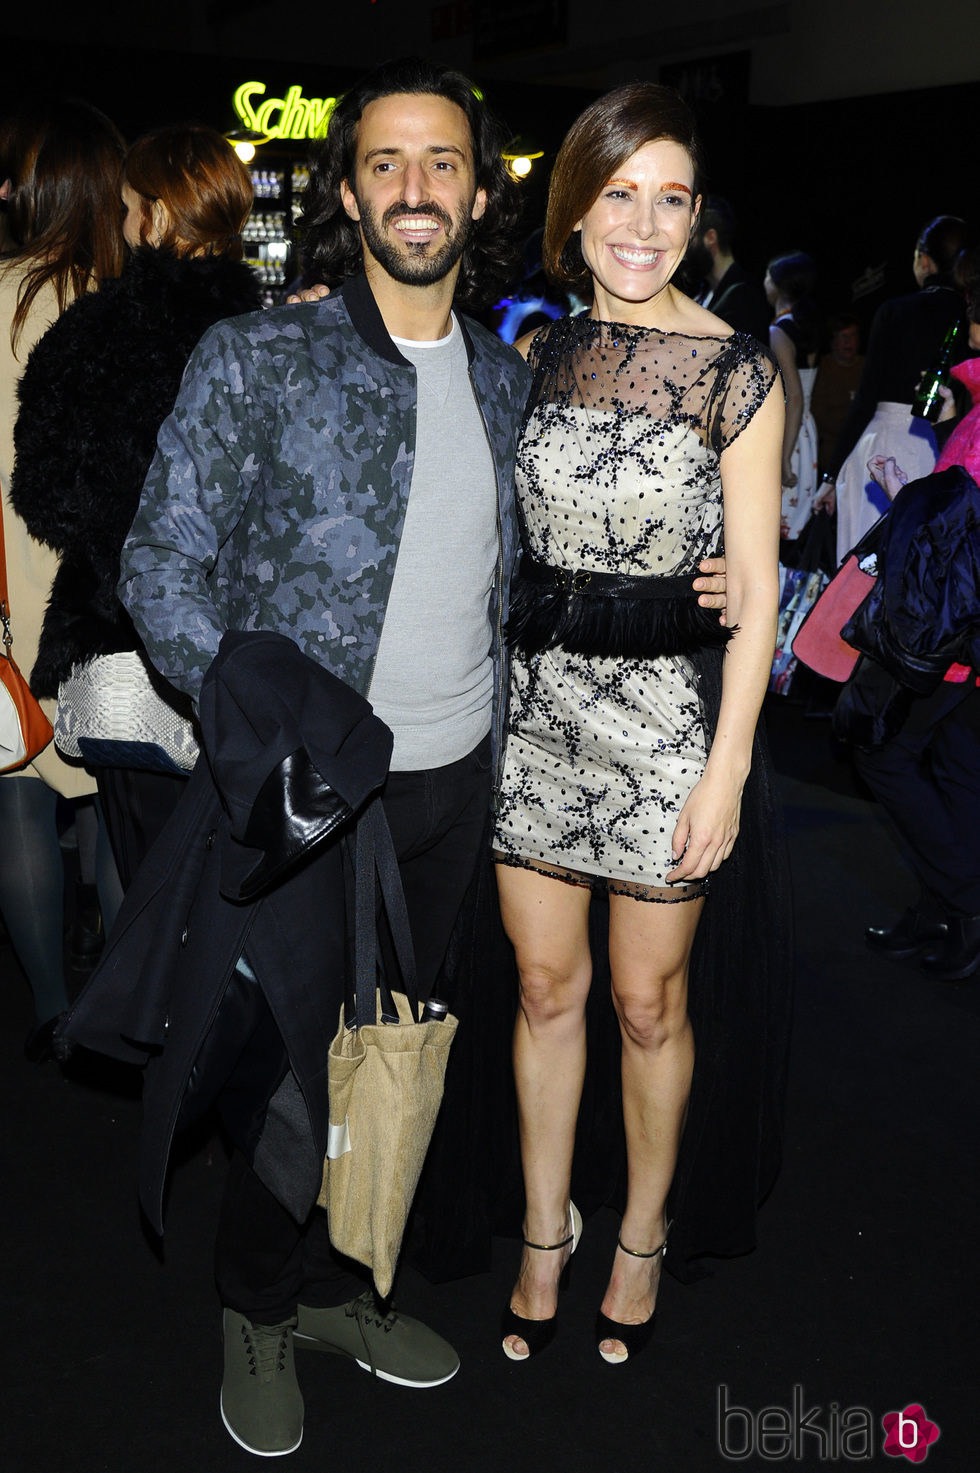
[[55, 650, 199, 774]]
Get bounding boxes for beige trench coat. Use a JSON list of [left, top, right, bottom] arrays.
[[0, 263, 96, 797]]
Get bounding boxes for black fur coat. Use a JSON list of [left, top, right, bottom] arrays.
[[10, 247, 262, 695]]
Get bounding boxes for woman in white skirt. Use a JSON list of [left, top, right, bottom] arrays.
[[833, 401, 939, 560], [816, 215, 968, 564]]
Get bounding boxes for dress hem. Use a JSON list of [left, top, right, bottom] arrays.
[[491, 849, 709, 904]]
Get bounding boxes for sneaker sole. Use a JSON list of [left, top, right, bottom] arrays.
[[220, 1391, 303, 1457], [293, 1332, 459, 1388], [865, 939, 938, 960], [923, 957, 980, 983]]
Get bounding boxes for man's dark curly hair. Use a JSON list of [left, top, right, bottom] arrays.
[[299, 56, 521, 311]]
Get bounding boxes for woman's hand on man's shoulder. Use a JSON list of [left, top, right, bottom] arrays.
[[285, 283, 331, 305]]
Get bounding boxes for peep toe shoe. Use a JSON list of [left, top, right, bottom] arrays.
[[501, 1202, 583, 1362], [596, 1221, 672, 1366]]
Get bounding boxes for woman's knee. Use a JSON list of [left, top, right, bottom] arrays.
[[516, 958, 590, 1027], [612, 976, 688, 1049]]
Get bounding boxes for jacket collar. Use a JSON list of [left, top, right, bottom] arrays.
[[338, 270, 476, 369]]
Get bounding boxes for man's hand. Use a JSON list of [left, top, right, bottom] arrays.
[[936, 383, 956, 423], [693, 555, 728, 623], [285, 283, 331, 305]]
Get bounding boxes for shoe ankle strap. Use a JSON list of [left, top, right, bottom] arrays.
[[523, 1231, 573, 1252], [618, 1220, 673, 1259], [522, 1202, 579, 1253]]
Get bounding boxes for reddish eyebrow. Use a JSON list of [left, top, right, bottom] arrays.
[[661, 181, 692, 195], [606, 177, 638, 190]]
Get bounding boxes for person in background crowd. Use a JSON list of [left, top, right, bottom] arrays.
[[816, 214, 969, 564], [765, 251, 820, 542], [852, 244, 980, 982], [0, 100, 125, 1061], [494, 226, 579, 345], [10, 124, 261, 892], [686, 195, 771, 345], [811, 313, 864, 472]]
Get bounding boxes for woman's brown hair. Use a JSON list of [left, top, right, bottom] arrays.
[[0, 99, 126, 354], [124, 125, 253, 260], [542, 83, 703, 290]]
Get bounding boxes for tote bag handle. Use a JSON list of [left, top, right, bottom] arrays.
[[350, 799, 419, 1030]]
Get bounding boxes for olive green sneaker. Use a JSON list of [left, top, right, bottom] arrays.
[[220, 1309, 303, 1456], [295, 1292, 459, 1387]]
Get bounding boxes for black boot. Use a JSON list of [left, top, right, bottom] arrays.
[[67, 881, 104, 971], [921, 915, 980, 982], [865, 904, 947, 960]]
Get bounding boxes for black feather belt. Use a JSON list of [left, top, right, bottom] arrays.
[[506, 553, 735, 659]]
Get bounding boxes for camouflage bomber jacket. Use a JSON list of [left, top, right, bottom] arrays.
[[119, 272, 531, 724]]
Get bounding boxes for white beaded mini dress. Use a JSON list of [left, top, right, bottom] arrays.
[[493, 315, 777, 898]]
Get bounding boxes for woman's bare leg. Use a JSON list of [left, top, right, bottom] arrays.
[[598, 888, 703, 1357], [495, 862, 593, 1356]]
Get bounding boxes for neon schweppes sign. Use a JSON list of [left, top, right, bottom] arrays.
[[234, 82, 337, 140]]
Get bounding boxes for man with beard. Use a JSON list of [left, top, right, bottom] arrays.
[[118, 57, 528, 1457]]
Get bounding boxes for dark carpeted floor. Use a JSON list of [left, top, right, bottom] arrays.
[[3, 698, 977, 1472]]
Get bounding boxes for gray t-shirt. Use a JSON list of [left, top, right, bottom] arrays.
[[368, 316, 497, 771]]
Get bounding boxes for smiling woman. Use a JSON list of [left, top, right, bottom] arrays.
[[492, 81, 789, 1368], [543, 82, 702, 305], [574, 140, 699, 321]]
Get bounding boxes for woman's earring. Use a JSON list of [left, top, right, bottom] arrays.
[[150, 198, 170, 247]]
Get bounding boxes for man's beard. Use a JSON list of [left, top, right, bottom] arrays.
[[356, 194, 475, 287]]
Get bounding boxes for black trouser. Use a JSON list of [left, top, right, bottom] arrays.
[[97, 766, 190, 891], [214, 736, 492, 1323], [854, 681, 980, 916]]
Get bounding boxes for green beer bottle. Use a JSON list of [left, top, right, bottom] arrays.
[[911, 319, 962, 421]]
